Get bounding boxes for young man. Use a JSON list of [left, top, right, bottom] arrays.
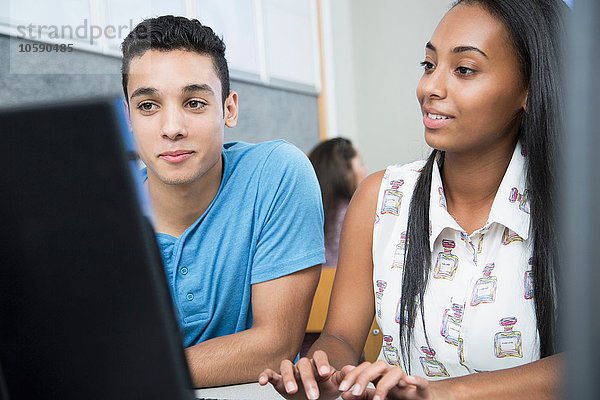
[[120, 16, 325, 387]]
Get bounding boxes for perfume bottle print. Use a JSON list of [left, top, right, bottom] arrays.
[[439, 187, 447, 209], [440, 303, 464, 346], [524, 257, 534, 300], [382, 335, 401, 366], [457, 337, 473, 374], [502, 227, 524, 245], [434, 239, 459, 280], [391, 231, 407, 268], [380, 179, 404, 216], [494, 317, 523, 358], [460, 231, 485, 263], [375, 280, 387, 318], [509, 187, 530, 214], [470, 263, 498, 306], [419, 346, 450, 378], [394, 298, 416, 327]]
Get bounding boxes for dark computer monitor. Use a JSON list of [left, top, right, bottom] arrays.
[[0, 98, 195, 400], [0, 361, 9, 400]]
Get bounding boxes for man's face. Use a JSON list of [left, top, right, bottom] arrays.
[[126, 49, 237, 187]]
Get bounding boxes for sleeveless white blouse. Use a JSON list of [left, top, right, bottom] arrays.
[[372, 142, 539, 378]]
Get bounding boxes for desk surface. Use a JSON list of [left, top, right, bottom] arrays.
[[195, 382, 344, 399], [195, 382, 284, 399]]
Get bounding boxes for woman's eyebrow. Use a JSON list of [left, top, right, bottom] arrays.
[[453, 45, 488, 58], [425, 42, 488, 59]]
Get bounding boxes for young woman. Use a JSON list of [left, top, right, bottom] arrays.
[[259, 0, 566, 399], [309, 138, 368, 266]]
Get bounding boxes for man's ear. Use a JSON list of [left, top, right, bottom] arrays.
[[224, 91, 238, 128], [122, 98, 133, 131]]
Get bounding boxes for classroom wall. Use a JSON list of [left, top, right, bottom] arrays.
[[0, 35, 320, 153], [324, 1, 450, 172]]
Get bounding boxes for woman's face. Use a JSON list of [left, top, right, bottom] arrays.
[[416, 4, 528, 157], [351, 153, 368, 187]]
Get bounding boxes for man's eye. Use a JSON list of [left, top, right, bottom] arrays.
[[187, 100, 206, 109], [138, 102, 155, 111]]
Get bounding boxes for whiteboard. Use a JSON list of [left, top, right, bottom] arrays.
[[195, 0, 260, 77], [0, 0, 320, 91]]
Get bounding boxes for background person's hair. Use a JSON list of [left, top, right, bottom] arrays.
[[120, 15, 230, 107], [399, 0, 567, 373], [308, 138, 358, 246]]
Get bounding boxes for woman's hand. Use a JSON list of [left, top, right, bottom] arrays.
[[259, 350, 354, 400], [336, 360, 435, 400]]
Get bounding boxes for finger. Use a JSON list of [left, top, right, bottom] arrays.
[[258, 368, 279, 386], [352, 361, 394, 398], [340, 387, 372, 400], [280, 359, 299, 394], [337, 361, 375, 394], [259, 369, 287, 394], [371, 367, 408, 400], [341, 365, 357, 374], [258, 368, 274, 386], [312, 350, 334, 377], [330, 365, 354, 387], [296, 357, 320, 400], [404, 374, 429, 390], [404, 374, 430, 398]]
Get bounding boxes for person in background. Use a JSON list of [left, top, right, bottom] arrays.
[[260, 0, 566, 398], [309, 138, 367, 266], [120, 15, 324, 387]]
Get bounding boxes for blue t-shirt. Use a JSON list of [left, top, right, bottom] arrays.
[[143, 140, 325, 347]]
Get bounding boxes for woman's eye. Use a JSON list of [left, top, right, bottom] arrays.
[[420, 61, 435, 72], [456, 66, 476, 76]]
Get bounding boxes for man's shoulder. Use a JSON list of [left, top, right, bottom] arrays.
[[223, 140, 299, 161], [224, 140, 309, 175]]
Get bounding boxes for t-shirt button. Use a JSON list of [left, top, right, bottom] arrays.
[[181, 267, 188, 275], [186, 293, 194, 301]]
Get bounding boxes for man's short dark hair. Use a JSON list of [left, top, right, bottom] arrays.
[[121, 15, 230, 106]]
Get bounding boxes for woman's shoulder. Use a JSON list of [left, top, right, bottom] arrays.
[[377, 159, 428, 193], [350, 159, 427, 210], [384, 159, 428, 180]]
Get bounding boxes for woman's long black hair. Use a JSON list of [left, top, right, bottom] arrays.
[[399, 0, 567, 373]]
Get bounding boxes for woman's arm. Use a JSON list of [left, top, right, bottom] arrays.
[[429, 353, 563, 400], [335, 353, 563, 400], [308, 171, 385, 367], [259, 171, 384, 399]]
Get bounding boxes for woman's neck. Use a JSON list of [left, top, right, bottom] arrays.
[[441, 141, 517, 235]]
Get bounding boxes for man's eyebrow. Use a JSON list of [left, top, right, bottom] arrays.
[[182, 84, 215, 95], [130, 87, 158, 99], [453, 45, 488, 58], [426, 42, 436, 51]]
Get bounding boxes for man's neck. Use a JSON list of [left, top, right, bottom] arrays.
[[148, 157, 223, 238], [441, 140, 516, 234]]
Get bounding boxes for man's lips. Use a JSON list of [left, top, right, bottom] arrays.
[[159, 150, 194, 163]]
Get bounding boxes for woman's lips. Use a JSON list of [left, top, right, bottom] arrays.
[[423, 112, 454, 129]]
